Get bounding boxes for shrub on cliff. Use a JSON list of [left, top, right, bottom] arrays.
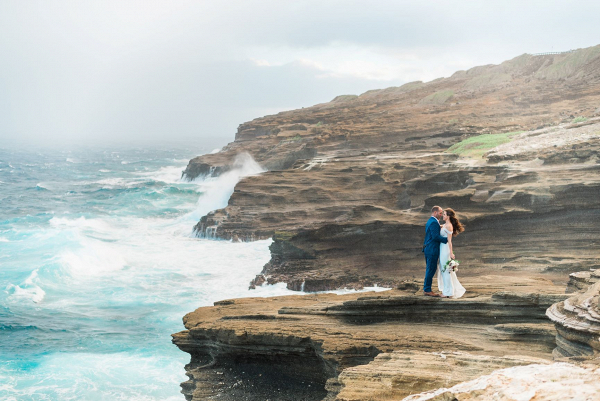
[[448, 131, 523, 158], [571, 116, 588, 123]]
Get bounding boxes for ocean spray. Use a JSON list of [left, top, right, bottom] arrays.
[[0, 146, 293, 400]]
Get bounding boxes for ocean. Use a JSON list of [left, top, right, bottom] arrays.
[[0, 144, 297, 400]]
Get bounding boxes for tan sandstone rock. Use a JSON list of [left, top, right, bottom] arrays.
[[547, 280, 600, 358], [335, 351, 549, 401], [402, 363, 600, 401], [172, 289, 566, 400], [173, 45, 600, 400], [184, 46, 600, 293]]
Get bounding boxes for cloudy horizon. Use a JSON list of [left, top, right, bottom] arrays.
[[1, 0, 599, 148]]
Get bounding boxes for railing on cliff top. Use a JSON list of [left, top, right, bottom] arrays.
[[531, 50, 575, 56]]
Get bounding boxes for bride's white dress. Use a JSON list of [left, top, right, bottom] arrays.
[[437, 226, 466, 298]]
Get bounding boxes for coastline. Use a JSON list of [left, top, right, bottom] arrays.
[[173, 46, 600, 400]]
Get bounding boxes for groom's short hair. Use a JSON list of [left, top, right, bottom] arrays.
[[431, 206, 442, 214]]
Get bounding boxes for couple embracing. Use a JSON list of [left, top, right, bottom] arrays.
[[422, 206, 465, 298]]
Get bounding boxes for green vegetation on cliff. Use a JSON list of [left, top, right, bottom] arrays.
[[448, 131, 523, 158], [273, 231, 296, 241], [571, 116, 588, 123]]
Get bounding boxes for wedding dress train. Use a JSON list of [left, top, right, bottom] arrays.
[[437, 227, 466, 298]]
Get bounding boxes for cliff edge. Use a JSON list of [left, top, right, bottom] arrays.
[[174, 45, 600, 400]]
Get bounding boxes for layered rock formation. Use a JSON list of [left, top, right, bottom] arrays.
[[184, 45, 600, 183], [185, 46, 600, 292], [547, 279, 600, 358], [336, 352, 550, 401], [174, 45, 600, 400], [172, 288, 566, 400]]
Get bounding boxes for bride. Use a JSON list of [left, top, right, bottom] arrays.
[[437, 208, 466, 298]]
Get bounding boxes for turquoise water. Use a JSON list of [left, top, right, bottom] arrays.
[[0, 144, 294, 400]]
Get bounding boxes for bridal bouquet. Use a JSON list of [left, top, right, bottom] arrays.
[[442, 259, 459, 273]]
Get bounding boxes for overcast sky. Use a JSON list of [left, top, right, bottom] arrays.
[[0, 0, 599, 148]]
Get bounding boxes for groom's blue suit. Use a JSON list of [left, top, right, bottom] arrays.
[[422, 216, 448, 292]]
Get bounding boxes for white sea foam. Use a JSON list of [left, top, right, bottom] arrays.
[[244, 282, 293, 297], [188, 152, 265, 222], [5, 285, 46, 303], [0, 149, 301, 400], [50, 216, 114, 233], [210, 148, 221, 154], [59, 238, 127, 278], [99, 169, 111, 173], [324, 285, 392, 295], [0, 237, 9, 242], [250, 282, 392, 296], [95, 177, 130, 187], [48, 217, 128, 278], [6, 270, 46, 303], [0, 352, 186, 401], [92, 177, 144, 189], [134, 165, 185, 184]]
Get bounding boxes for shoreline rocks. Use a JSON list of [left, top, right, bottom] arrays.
[[172, 287, 567, 400], [547, 278, 600, 358], [174, 45, 600, 400]]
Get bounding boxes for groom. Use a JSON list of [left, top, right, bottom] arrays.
[[422, 206, 448, 297]]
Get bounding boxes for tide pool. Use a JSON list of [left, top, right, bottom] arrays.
[[0, 144, 296, 400]]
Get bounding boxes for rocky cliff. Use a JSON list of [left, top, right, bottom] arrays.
[[174, 45, 600, 400], [173, 288, 567, 400], [172, 278, 600, 400], [547, 275, 600, 359], [185, 45, 600, 292]]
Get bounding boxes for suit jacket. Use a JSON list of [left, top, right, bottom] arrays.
[[423, 216, 448, 256]]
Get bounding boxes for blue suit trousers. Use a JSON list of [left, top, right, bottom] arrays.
[[423, 252, 439, 292]]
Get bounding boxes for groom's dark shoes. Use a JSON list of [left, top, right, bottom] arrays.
[[423, 291, 440, 297]]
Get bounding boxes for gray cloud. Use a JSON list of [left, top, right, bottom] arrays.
[[85, 59, 394, 141], [191, 0, 600, 51], [0, 1, 598, 147]]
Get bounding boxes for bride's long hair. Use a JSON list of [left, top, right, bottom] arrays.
[[445, 208, 465, 237]]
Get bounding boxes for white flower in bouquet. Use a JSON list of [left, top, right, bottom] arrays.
[[442, 259, 460, 273]]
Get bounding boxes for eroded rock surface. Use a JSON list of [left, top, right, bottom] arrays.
[[335, 351, 549, 401], [174, 45, 600, 400], [184, 46, 600, 183], [566, 268, 600, 293], [172, 287, 566, 400], [184, 46, 600, 292], [547, 279, 600, 358], [402, 363, 600, 401]]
